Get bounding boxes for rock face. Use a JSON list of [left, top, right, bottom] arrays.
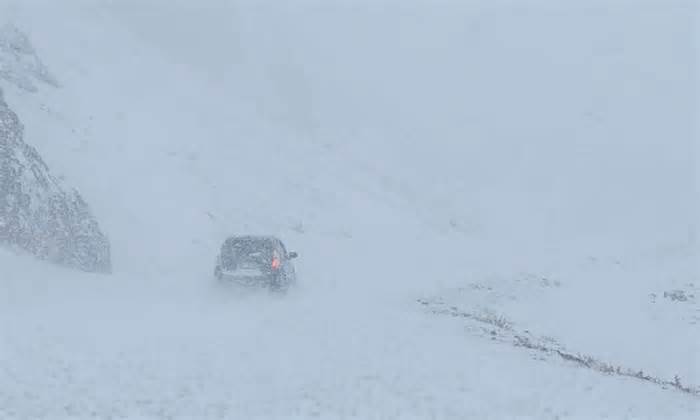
[[0, 89, 111, 272]]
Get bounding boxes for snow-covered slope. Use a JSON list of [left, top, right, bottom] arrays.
[[0, 0, 697, 418]]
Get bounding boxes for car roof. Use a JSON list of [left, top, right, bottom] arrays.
[[226, 235, 278, 241], [223, 235, 282, 246]]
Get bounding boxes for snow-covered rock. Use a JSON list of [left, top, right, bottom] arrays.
[[0, 23, 58, 92], [0, 88, 110, 272]]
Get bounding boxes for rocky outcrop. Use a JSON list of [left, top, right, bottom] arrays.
[[0, 88, 111, 273]]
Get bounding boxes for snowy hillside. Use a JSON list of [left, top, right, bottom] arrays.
[[0, 0, 697, 419]]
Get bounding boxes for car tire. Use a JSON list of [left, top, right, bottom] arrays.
[[268, 274, 288, 294]]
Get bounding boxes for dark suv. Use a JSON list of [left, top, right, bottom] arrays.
[[214, 235, 298, 291]]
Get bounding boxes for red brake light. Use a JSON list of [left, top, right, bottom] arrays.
[[271, 257, 281, 270]]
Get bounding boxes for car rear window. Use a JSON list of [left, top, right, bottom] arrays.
[[222, 238, 275, 267]]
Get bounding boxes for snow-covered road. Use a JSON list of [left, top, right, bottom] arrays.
[[2, 250, 698, 419]]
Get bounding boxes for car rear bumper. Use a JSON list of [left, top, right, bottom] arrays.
[[218, 272, 275, 287]]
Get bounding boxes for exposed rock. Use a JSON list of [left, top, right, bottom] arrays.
[[664, 289, 693, 303], [0, 88, 110, 272]]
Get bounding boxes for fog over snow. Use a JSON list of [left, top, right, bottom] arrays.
[[0, 1, 698, 419]]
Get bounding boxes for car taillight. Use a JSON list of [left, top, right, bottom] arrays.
[[271, 257, 281, 270]]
